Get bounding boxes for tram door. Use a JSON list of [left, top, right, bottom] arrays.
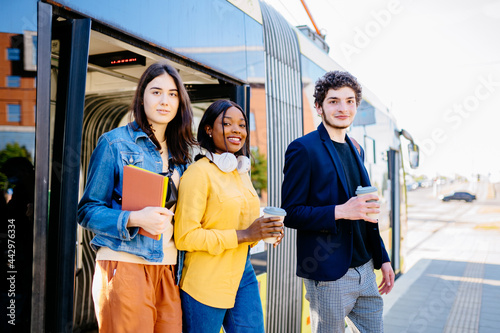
[[75, 32, 250, 332]]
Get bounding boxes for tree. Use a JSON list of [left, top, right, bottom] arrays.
[[0, 142, 32, 191], [250, 148, 267, 196]]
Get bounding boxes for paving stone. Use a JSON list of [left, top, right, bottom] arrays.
[[477, 319, 500, 329], [479, 311, 500, 321], [384, 324, 409, 333], [478, 326, 500, 333]]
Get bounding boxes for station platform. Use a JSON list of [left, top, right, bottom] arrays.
[[384, 258, 500, 333], [382, 184, 500, 333]]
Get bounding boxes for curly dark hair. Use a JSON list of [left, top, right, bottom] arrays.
[[195, 99, 250, 161], [313, 71, 362, 107], [131, 62, 196, 165]]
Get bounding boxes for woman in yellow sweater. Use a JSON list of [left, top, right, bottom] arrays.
[[174, 99, 283, 332]]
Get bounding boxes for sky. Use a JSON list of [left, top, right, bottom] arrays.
[[265, 0, 500, 179]]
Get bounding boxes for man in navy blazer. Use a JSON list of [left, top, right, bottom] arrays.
[[282, 71, 394, 332]]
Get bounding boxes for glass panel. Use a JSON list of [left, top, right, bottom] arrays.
[[245, 16, 266, 81], [1, 1, 37, 330], [52, 0, 265, 82], [301, 55, 326, 133]]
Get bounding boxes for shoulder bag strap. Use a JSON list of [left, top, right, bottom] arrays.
[[350, 137, 361, 155]]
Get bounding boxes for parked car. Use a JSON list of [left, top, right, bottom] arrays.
[[406, 181, 419, 191], [440, 191, 477, 202]]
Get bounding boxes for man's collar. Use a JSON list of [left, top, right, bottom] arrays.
[[317, 122, 329, 141], [317, 122, 348, 143]]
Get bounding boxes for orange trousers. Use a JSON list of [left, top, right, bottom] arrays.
[[92, 260, 182, 333]]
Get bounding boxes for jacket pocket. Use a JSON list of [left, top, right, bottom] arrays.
[[120, 151, 144, 167]]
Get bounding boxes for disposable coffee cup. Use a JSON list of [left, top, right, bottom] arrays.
[[355, 186, 379, 220], [262, 207, 286, 244]]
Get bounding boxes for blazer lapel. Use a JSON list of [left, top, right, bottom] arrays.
[[346, 135, 371, 187], [318, 123, 350, 197]]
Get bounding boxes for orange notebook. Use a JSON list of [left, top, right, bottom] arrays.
[[121, 165, 168, 240]]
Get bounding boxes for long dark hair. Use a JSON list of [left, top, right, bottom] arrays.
[[196, 99, 250, 160], [131, 62, 195, 164]]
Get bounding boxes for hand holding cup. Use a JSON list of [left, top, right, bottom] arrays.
[[355, 186, 380, 222], [262, 207, 286, 245]]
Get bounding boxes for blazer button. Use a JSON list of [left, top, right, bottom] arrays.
[[129, 157, 134, 163]]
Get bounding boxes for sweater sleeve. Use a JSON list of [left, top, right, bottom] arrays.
[[174, 163, 239, 255]]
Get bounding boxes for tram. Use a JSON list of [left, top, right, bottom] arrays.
[[0, 0, 418, 332]]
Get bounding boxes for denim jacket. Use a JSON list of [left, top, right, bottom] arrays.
[[77, 121, 188, 283]]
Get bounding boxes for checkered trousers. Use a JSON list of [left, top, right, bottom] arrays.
[[304, 259, 384, 333]]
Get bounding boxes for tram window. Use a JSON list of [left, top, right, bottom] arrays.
[[364, 136, 376, 164]]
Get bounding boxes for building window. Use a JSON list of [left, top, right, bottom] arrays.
[[32, 36, 38, 67], [7, 76, 21, 88], [23, 31, 37, 71], [7, 48, 21, 61], [7, 104, 21, 122]]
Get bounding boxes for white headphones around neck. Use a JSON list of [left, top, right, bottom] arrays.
[[206, 152, 251, 174]]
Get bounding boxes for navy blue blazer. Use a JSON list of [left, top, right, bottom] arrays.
[[281, 123, 390, 281]]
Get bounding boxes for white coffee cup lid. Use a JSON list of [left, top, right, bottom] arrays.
[[355, 186, 377, 195], [263, 206, 287, 216]]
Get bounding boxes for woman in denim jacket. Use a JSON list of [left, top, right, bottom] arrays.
[[78, 62, 195, 333]]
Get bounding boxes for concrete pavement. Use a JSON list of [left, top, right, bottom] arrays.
[[382, 182, 500, 333]]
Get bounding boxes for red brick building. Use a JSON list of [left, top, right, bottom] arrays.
[[0, 32, 36, 155]]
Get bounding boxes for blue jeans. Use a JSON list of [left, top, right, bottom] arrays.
[[180, 255, 264, 333]]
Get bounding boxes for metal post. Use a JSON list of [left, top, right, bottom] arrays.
[[31, 3, 52, 332], [46, 16, 91, 333]]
